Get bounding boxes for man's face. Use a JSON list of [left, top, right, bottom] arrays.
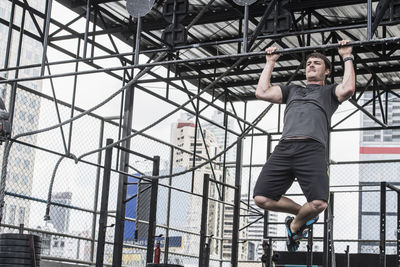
[[305, 57, 330, 82]]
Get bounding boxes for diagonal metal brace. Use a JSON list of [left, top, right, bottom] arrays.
[[247, 0, 278, 51], [349, 98, 387, 128]]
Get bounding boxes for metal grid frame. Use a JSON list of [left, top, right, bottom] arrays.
[[0, 0, 400, 266]]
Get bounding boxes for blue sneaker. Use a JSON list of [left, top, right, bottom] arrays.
[[299, 216, 319, 239], [285, 216, 300, 252]]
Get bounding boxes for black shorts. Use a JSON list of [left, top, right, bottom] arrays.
[[253, 139, 329, 203]]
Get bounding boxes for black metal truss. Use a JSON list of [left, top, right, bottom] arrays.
[[1, 0, 400, 127], [2, 1, 400, 266]]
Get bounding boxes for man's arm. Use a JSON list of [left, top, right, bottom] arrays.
[[335, 40, 356, 102], [255, 47, 283, 104]]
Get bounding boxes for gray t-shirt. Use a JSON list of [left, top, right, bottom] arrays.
[[280, 83, 341, 147]]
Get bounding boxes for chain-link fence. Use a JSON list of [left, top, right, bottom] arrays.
[[1, 86, 399, 267], [0, 77, 249, 266], [2, 85, 399, 266], [0, 2, 399, 265]]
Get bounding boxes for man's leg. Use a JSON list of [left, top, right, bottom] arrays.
[[291, 140, 330, 235], [254, 195, 302, 215], [290, 200, 327, 233]]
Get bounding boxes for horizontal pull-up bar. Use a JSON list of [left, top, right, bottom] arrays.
[[1, 36, 399, 84]]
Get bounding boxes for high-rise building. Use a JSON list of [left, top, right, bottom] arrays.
[[0, 1, 43, 229], [203, 109, 237, 163], [49, 191, 72, 233], [171, 114, 248, 260], [358, 92, 400, 253]]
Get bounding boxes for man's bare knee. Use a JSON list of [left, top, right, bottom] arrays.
[[253, 195, 275, 210], [309, 200, 327, 213]]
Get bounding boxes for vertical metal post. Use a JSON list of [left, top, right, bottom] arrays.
[[247, 129, 254, 206], [40, 0, 53, 76], [166, 58, 171, 99], [262, 212, 270, 266], [242, 4, 249, 53], [222, 91, 228, 194], [8, 5, 26, 128], [380, 182, 387, 267], [96, 138, 113, 267], [146, 156, 160, 263], [231, 139, 243, 267], [199, 173, 210, 267], [83, 0, 91, 58], [307, 226, 314, 267], [0, 0, 17, 224], [90, 5, 97, 61], [329, 193, 335, 267], [112, 82, 136, 267], [164, 148, 174, 264], [237, 19, 243, 55], [367, 0, 373, 40], [323, 197, 329, 267], [263, 133, 272, 258], [4, 0, 16, 71], [324, 192, 334, 267], [134, 17, 142, 65], [90, 119, 105, 262]]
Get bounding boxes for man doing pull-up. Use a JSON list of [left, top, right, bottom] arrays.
[[253, 40, 355, 251]]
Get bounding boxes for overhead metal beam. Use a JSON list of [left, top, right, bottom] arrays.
[[2, 36, 400, 85], [222, 65, 400, 88]]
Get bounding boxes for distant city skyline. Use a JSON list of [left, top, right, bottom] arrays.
[[0, 0, 44, 232]]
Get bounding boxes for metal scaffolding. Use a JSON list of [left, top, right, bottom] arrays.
[[0, 0, 400, 266]]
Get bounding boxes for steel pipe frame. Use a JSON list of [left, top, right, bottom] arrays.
[[3, 17, 399, 70], [231, 139, 243, 267], [4, 0, 136, 71], [146, 156, 160, 264], [0, 9, 266, 140], [0, 93, 254, 267], [52, 0, 385, 44], [3, 0, 16, 71], [112, 76, 136, 266], [1, 4, 398, 103], [9, 131, 400, 266], [3, 19, 398, 75], [96, 138, 113, 267], [199, 173, 210, 267], [0, 40, 256, 168], [91, 119, 105, 262], [2, 1, 400, 266], [3, 0, 400, 72], [40, 0, 53, 76], [142, 70, 263, 136], [326, 30, 393, 129], [2, 36, 400, 85], [377, 182, 400, 267], [136, 52, 400, 86], [0, 75, 228, 168]]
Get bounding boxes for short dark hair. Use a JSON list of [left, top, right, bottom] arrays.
[[305, 52, 331, 72]]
